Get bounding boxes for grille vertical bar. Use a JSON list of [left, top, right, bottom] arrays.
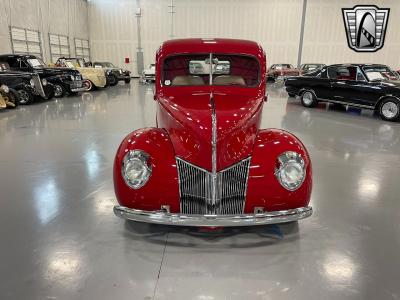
[[176, 157, 251, 215]]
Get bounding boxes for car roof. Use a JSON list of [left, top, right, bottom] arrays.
[[329, 63, 389, 68], [157, 38, 264, 60]]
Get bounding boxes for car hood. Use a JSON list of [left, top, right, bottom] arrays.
[[77, 67, 105, 76], [34, 67, 77, 76], [378, 80, 400, 88], [157, 89, 263, 171]]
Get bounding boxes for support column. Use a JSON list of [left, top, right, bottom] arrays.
[[136, 0, 144, 75], [168, 0, 175, 38], [297, 0, 307, 67]]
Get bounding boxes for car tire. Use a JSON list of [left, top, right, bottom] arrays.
[[16, 88, 34, 105], [379, 98, 400, 122], [83, 80, 94, 91], [300, 90, 318, 108], [109, 75, 118, 86], [124, 78, 131, 84], [53, 84, 66, 98]]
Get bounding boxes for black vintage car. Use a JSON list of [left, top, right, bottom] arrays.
[[93, 61, 131, 85], [285, 64, 400, 121], [0, 62, 51, 105], [0, 54, 85, 98]]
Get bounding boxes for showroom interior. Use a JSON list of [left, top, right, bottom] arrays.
[[1, 0, 400, 299]]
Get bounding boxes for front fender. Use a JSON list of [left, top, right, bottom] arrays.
[[245, 129, 312, 213], [114, 128, 180, 212]]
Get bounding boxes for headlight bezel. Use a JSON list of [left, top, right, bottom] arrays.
[[275, 151, 306, 191], [41, 78, 47, 86], [30, 78, 35, 87], [121, 150, 152, 190]]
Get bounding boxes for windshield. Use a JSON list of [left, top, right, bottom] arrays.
[[163, 54, 260, 87], [275, 64, 292, 70], [64, 61, 76, 68], [94, 62, 114, 68], [28, 58, 46, 68], [362, 66, 399, 81], [303, 64, 322, 71]]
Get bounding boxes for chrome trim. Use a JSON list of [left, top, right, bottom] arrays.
[[275, 151, 306, 191], [114, 205, 313, 227], [317, 97, 373, 109], [121, 150, 152, 189], [70, 87, 87, 93], [176, 157, 251, 215], [32, 74, 45, 97], [210, 92, 217, 208]]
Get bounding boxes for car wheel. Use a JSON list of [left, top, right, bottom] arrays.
[[53, 84, 66, 98], [83, 80, 94, 91], [125, 78, 131, 84], [109, 75, 118, 86], [300, 90, 317, 108], [379, 98, 400, 122], [16, 89, 34, 105]]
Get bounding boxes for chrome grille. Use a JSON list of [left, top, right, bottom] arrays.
[[32, 74, 45, 97], [176, 157, 251, 215]]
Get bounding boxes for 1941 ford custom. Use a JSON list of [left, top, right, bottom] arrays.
[[113, 38, 313, 227]]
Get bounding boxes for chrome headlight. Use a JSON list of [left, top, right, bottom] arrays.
[[30, 79, 35, 87], [0, 84, 9, 93], [122, 150, 152, 189], [41, 78, 47, 86], [70, 75, 75, 81], [275, 151, 306, 191], [119, 69, 123, 74]]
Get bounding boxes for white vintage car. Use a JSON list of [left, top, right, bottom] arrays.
[[141, 64, 155, 82]]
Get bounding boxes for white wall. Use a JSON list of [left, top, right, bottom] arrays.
[[0, 0, 89, 63], [88, 0, 304, 75], [88, 0, 400, 75]]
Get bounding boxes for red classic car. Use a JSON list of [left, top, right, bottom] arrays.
[[267, 64, 300, 81], [113, 38, 313, 227]]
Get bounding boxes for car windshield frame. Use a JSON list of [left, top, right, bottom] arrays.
[[103, 62, 115, 68], [162, 53, 261, 88], [27, 58, 46, 68], [361, 65, 399, 82]]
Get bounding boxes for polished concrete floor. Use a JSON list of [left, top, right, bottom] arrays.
[[1, 79, 400, 300]]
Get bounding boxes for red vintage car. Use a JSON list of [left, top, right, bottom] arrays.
[[267, 64, 301, 81], [113, 38, 312, 227]]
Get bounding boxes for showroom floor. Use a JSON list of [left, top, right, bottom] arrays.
[[1, 80, 399, 300]]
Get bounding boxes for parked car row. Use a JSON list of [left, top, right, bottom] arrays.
[[0, 54, 131, 110]]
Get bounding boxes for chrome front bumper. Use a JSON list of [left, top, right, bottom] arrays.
[[70, 81, 86, 92], [113, 205, 312, 227]]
